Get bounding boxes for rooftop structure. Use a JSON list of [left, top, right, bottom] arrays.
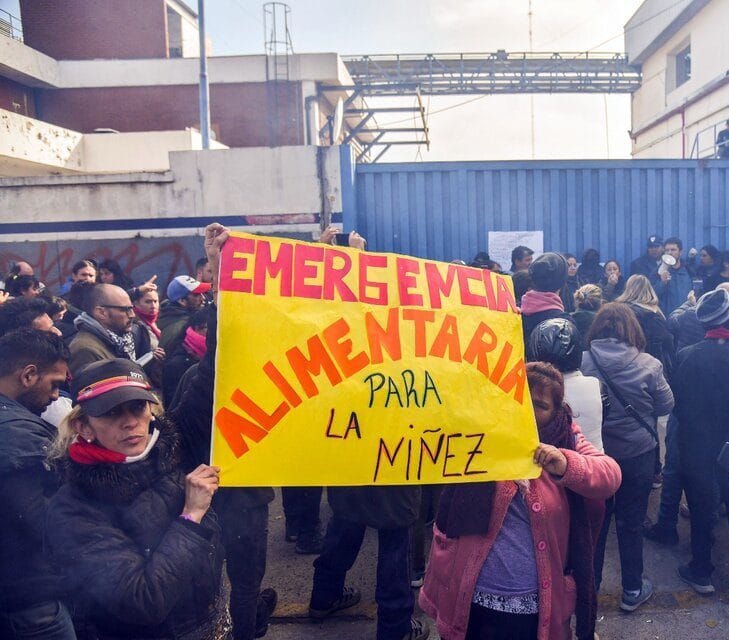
[[625, 0, 729, 158]]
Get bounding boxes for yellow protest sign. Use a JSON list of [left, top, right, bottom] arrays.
[[212, 232, 540, 487]]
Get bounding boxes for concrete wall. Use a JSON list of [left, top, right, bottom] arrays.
[[0, 235, 206, 292], [0, 144, 346, 289], [82, 130, 227, 173], [631, 0, 729, 157], [0, 108, 230, 176], [625, 0, 701, 63], [0, 108, 83, 176], [0, 32, 59, 88], [0, 144, 343, 236], [0, 45, 352, 148], [19, 0, 169, 61]]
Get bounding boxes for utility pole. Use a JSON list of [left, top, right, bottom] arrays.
[[528, 0, 535, 159], [198, 0, 211, 149]]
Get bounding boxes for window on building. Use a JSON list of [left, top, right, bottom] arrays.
[[167, 6, 183, 58], [675, 44, 691, 87]]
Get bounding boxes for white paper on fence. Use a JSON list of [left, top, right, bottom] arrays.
[[488, 231, 544, 273]]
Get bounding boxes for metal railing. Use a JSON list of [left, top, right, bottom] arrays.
[[690, 119, 729, 159], [337, 51, 641, 96], [0, 8, 22, 41]]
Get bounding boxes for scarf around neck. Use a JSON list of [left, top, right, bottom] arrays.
[[69, 428, 160, 465], [705, 326, 729, 340], [135, 307, 161, 338], [520, 290, 564, 315], [75, 312, 136, 360]]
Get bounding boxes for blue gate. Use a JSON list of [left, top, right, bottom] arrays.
[[349, 158, 729, 269]]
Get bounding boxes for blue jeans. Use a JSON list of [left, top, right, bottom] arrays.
[[311, 517, 413, 640], [0, 601, 76, 640], [594, 449, 654, 592]]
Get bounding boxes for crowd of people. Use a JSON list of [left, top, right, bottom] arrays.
[[1, 226, 728, 640]]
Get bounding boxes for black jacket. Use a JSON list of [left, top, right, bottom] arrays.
[[571, 309, 597, 350], [0, 395, 64, 611], [627, 304, 675, 381], [667, 302, 705, 351], [559, 277, 579, 313], [630, 254, 660, 278], [162, 347, 198, 406], [673, 339, 729, 466], [46, 420, 225, 639], [327, 485, 421, 530], [598, 275, 626, 302], [169, 304, 274, 510], [522, 308, 576, 345]]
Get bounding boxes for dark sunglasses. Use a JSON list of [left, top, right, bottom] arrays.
[[100, 399, 149, 419]]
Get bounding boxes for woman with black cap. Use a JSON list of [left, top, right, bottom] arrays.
[[520, 252, 575, 343], [45, 358, 228, 640]]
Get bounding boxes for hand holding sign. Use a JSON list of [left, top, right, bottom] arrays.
[[212, 232, 539, 487]]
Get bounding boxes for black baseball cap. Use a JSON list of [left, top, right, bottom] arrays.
[[647, 235, 663, 247], [71, 359, 158, 417]]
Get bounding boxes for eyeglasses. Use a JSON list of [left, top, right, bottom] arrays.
[[99, 305, 135, 314]]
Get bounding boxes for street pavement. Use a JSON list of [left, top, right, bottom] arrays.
[[258, 486, 729, 640]]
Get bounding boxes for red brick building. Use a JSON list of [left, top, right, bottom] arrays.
[[1, 0, 354, 152]]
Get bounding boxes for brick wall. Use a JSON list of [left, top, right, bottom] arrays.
[[19, 0, 169, 60], [0, 76, 36, 117], [35, 82, 305, 147]]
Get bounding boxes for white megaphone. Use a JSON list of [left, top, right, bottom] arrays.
[[658, 253, 676, 276]]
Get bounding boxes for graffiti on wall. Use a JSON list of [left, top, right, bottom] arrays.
[[0, 236, 203, 291]]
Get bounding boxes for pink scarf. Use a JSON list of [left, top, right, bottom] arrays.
[[520, 290, 564, 315], [183, 327, 207, 360], [135, 308, 161, 338]]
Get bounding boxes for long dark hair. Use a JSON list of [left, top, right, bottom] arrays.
[[98, 259, 134, 290]]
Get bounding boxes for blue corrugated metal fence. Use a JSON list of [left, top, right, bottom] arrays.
[[349, 159, 729, 269]]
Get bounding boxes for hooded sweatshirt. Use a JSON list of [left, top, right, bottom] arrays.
[[580, 338, 674, 459], [520, 290, 576, 343]]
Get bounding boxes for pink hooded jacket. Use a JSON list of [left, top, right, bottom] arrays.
[[419, 425, 621, 640]]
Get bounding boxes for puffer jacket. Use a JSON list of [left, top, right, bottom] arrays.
[[45, 420, 225, 640], [0, 395, 64, 612], [419, 424, 621, 640], [581, 338, 674, 460]]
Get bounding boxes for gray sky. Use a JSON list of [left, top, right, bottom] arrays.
[[2, 0, 646, 161], [204, 0, 645, 161]]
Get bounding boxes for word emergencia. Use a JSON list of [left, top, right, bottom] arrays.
[[212, 232, 540, 487]]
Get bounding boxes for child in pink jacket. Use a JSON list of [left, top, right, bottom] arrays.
[[419, 362, 621, 640]]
